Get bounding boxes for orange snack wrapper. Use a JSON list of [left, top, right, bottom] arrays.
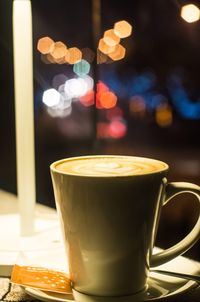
[[11, 264, 72, 294]]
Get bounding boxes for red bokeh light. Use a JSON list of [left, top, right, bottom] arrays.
[[96, 94, 104, 109], [79, 90, 94, 107], [96, 81, 110, 109], [97, 81, 109, 93], [108, 119, 127, 139]]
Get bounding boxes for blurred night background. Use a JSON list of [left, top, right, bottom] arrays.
[[0, 0, 200, 259]]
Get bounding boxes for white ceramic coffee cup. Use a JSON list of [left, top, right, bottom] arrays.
[[50, 155, 200, 297]]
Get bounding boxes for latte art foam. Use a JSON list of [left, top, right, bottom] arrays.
[[55, 156, 168, 176]]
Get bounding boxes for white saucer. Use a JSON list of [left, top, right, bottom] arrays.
[[25, 277, 197, 302], [24, 248, 200, 301]]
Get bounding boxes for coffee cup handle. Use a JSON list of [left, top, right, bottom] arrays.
[[151, 182, 200, 267]]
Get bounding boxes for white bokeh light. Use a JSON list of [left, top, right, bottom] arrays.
[[82, 75, 94, 91], [64, 78, 88, 99], [181, 4, 200, 23], [59, 94, 72, 110], [42, 88, 60, 107], [47, 106, 72, 118], [46, 93, 72, 118], [58, 84, 71, 101]]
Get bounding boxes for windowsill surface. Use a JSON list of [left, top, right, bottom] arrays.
[[0, 190, 63, 276]]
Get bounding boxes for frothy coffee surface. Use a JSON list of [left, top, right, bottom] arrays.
[[54, 156, 168, 176]]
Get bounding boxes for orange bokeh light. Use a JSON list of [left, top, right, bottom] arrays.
[[129, 96, 146, 117], [114, 20, 132, 38], [155, 104, 173, 127], [103, 29, 120, 47], [54, 56, 67, 64], [46, 53, 57, 64], [108, 44, 126, 61], [66, 47, 82, 64], [50, 41, 67, 60], [64, 49, 70, 64], [98, 38, 116, 55], [96, 81, 117, 109], [37, 37, 55, 55], [99, 91, 117, 109]]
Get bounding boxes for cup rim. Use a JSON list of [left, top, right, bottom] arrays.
[[50, 155, 169, 178]]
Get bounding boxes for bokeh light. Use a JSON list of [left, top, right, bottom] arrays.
[[129, 96, 146, 117], [103, 29, 120, 47], [46, 54, 56, 64], [37, 37, 55, 54], [50, 41, 67, 60], [181, 4, 200, 23], [47, 105, 72, 118], [52, 74, 68, 90], [108, 119, 127, 139], [98, 38, 116, 54], [96, 82, 108, 108], [114, 20, 132, 38], [73, 59, 90, 76], [99, 91, 117, 109], [155, 104, 173, 127], [58, 94, 72, 110], [79, 90, 94, 107], [66, 47, 82, 64], [64, 78, 87, 99], [58, 83, 66, 94], [82, 75, 94, 91], [54, 57, 67, 64], [97, 119, 127, 139], [168, 74, 200, 119], [44, 85, 73, 118], [96, 81, 110, 109], [96, 95, 104, 109], [97, 81, 109, 93], [58, 84, 72, 103], [42, 88, 60, 107], [108, 44, 126, 61]]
